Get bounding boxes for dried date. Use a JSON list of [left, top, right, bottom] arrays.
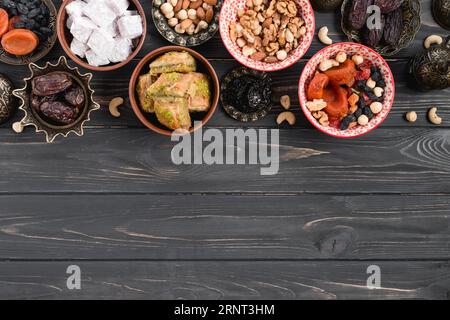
[[32, 72, 73, 96], [64, 85, 85, 108], [39, 101, 79, 125], [383, 7, 402, 45], [362, 15, 385, 47], [30, 93, 55, 111], [348, 0, 373, 30], [374, 0, 403, 13]]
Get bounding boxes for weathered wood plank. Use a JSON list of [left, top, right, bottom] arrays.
[[1, 261, 449, 299], [0, 194, 449, 260], [2, 58, 448, 130], [0, 128, 449, 194]]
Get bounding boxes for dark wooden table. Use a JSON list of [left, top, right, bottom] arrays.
[[0, 0, 449, 300]]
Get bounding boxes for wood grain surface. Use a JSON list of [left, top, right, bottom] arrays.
[[0, 0, 448, 300]]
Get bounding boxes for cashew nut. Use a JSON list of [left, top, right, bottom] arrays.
[[12, 122, 24, 133], [319, 59, 339, 72], [424, 35, 443, 49], [428, 107, 442, 125], [168, 17, 178, 27], [277, 111, 296, 125], [306, 99, 327, 112], [405, 111, 417, 123], [318, 26, 332, 45], [280, 95, 291, 110], [109, 97, 124, 118]]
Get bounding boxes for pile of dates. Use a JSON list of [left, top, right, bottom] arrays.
[[0, 0, 52, 41], [31, 72, 85, 125], [348, 0, 403, 47]]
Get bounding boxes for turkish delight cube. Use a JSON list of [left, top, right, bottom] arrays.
[[85, 50, 110, 67], [100, 22, 118, 38], [122, 10, 138, 16], [87, 29, 116, 58], [65, 0, 86, 17], [82, 0, 117, 27], [109, 37, 132, 63], [104, 0, 129, 16], [66, 15, 74, 29], [70, 38, 89, 59], [70, 17, 97, 44], [117, 15, 143, 39]]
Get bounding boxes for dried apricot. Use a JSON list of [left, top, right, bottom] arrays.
[[323, 85, 349, 119], [307, 72, 330, 100], [8, 16, 21, 31], [324, 59, 357, 87], [0, 8, 9, 38], [1, 29, 39, 56]]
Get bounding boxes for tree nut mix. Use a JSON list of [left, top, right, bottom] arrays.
[[159, 0, 217, 35], [229, 0, 307, 63]]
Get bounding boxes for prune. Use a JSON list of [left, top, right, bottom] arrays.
[[32, 72, 73, 96], [362, 15, 385, 47], [374, 0, 403, 13], [39, 101, 79, 125], [340, 115, 357, 130], [383, 7, 402, 46], [348, 0, 373, 30], [64, 85, 85, 108], [363, 106, 374, 119]]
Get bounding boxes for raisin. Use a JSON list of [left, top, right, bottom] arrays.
[[363, 107, 374, 119]]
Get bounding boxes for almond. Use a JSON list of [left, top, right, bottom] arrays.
[[180, 18, 193, 29], [205, 7, 213, 23], [174, 0, 183, 12], [196, 7, 205, 20], [189, 0, 203, 9], [204, 0, 217, 5], [250, 51, 266, 61], [182, 0, 190, 10]]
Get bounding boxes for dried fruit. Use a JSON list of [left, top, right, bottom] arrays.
[[362, 15, 385, 47], [32, 72, 73, 96], [1, 28, 39, 55], [348, 0, 373, 30], [374, 0, 403, 13], [383, 7, 402, 46], [39, 101, 79, 125], [64, 84, 85, 108]]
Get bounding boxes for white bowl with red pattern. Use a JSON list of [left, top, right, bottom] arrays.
[[219, 0, 315, 72], [299, 42, 395, 138]]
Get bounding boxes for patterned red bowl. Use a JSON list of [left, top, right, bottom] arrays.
[[219, 0, 315, 72], [298, 42, 395, 138]]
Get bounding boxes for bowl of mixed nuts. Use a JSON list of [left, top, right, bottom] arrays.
[[220, 0, 315, 71], [152, 0, 222, 47], [298, 42, 395, 138]]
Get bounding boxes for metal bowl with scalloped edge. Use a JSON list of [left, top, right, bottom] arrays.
[[12, 56, 100, 143]]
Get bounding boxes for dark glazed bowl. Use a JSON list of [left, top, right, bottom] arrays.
[[433, 0, 450, 30], [341, 0, 421, 56], [129, 46, 220, 136], [12, 56, 100, 143], [0, 0, 58, 65], [57, 0, 147, 71], [152, 0, 222, 47]]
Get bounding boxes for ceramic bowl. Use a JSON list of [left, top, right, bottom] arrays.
[[219, 0, 315, 72], [0, 0, 58, 65], [341, 0, 421, 56], [12, 56, 100, 143], [298, 42, 395, 138], [129, 46, 220, 136], [152, 0, 222, 47], [57, 0, 147, 72]]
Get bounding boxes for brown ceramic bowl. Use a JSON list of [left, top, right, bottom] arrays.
[[129, 46, 219, 136], [57, 0, 147, 72]]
